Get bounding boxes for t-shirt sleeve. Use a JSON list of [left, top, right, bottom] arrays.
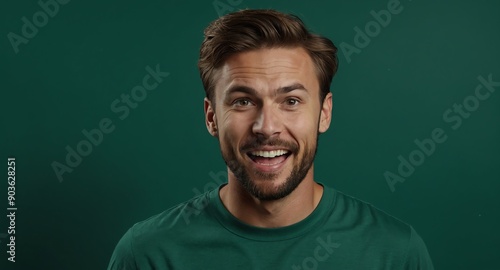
[[107, 227, 138, 270], [403, 226, 435, 270]]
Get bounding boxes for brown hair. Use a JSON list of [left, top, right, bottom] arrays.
[[198, 9, 338, 105]]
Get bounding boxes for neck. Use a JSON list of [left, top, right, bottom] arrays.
[[219, 168, 323, 228]]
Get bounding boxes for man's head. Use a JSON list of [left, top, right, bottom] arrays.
[[199, 9, 338, 201]]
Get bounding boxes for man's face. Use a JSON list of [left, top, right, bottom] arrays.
[[204, 47, 332, 201]]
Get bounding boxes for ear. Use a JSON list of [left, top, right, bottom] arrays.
[[318, 92, 332, 133], [204, 97, 218, 137]]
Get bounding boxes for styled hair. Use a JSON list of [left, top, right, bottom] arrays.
[[198, 9, 338, 105]]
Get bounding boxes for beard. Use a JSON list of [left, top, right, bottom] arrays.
[[220, 135, 318, 201]]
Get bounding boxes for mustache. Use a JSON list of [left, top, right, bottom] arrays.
[[240, 137, 299, 153]]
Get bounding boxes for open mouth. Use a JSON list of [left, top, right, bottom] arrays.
[[247, 150, 292, 166]]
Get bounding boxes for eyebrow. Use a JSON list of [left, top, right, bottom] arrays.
[[277, 83, 307, 94], [224, 83, 308, 97]]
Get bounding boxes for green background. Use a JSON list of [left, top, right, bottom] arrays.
[[1, 0, 499, 269]]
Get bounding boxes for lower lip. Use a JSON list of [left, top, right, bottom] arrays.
[[247, 154, 290, 173]]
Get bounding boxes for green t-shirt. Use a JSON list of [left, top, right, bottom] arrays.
[[107, 183, 434, 269]]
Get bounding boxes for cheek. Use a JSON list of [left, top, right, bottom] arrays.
[[284, 111, 319, 154], [219, 114, 250, 147], [286, 111, 319, 135]]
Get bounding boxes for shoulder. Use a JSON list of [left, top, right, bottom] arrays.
[[326, 187, 414, 251], [332, 188, 412, 234], [130, 191, 212, 244], [107, 191, 213, 269], [326, 187, 434, 268]]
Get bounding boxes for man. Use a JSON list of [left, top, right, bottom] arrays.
[[108, 9, 434, 269]]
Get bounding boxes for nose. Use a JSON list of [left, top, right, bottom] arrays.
[[252, 103, 283, 138]]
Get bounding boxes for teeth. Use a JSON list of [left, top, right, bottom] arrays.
[[250, 150, 288, 158]]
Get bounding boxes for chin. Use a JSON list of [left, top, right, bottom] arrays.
[[241, 173, 303, 201]]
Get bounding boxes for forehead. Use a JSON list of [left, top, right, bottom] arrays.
[[214, 47, 319, 97]]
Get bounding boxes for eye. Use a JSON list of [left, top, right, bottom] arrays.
[[285, 98, 300, 106], [233, 98, 252, 107]]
